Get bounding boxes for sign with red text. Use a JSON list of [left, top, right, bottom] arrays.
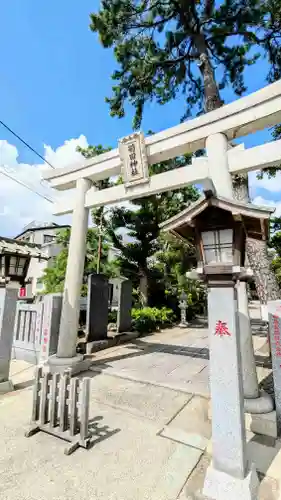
[[39, 294, 62, 364], [268, 300, 281, 436], [39, 294, 52, 362], [215, 320, 231, 337], [19, 287, 26, 298]]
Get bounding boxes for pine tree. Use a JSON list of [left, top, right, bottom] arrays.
[[90, 0, 281, 301]]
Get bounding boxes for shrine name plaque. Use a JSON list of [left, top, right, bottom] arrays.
[[118, 132, 149, 188]]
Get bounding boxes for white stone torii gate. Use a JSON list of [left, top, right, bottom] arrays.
[[42, 80, 281, 380]]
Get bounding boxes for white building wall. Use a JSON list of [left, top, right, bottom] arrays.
[[16, 224, 68, 296]]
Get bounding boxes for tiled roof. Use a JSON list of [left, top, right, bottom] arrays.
[[0, 237, 48, 259]]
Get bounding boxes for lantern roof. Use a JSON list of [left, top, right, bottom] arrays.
[[160, 195, 274, 241], [0, 236, 48, 259]]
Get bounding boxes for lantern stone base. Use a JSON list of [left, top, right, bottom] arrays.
[[203, 463, 259, 500], [179, 322, 189, 328], [46, 354, 93, 375], [245, 409, 277, 438], [0, 379, 14, 394], [244, 391, 274, 414]]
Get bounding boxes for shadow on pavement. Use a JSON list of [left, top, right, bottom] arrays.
[[88, 415, 121, 449]]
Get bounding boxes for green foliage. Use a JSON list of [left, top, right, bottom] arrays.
[[270, 231, 281, 258], [269, 217, 281, 287], [41, 247, 68, 294], [41, 227, 116, 295], [108, 309, 117, 323], [132, 306, 175, 333], [269, 218, 281, 259], [183, 277, 207, 319], [151, 232, 206, 316], [271, 217, 281, 233], [90, 0, 281, 128], [104, 156, 200, 305], [154, 233, 196, 289], [272, 257, 281, 286], [77, 144, 114, 225]]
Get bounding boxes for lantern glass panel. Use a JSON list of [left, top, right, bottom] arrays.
[[201, 229, 233, 264]]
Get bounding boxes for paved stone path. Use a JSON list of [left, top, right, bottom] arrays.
[[1, 311, 280, 499], [91, 323, 210, 397]]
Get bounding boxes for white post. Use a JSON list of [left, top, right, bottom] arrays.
[[203, 283, 259, 500], [206, 133, 273, 414], [48, 177, 91, 372], [205, 133, 233, 198], [237, 281, 259, 399], [237, 281, 273, 413], [260, 304, 269, 321]]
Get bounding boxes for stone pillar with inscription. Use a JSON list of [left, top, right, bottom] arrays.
[[203, 278, 259, 500], [0, 283, 18, 393], [40, 294, 62, 365], [268, 300, 281, 437]]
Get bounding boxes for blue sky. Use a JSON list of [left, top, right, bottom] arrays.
[[0, 0, 280, 236]]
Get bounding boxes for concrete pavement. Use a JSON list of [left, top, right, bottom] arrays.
[[1, 318, 280, 499], [90, 324, 210, 397]]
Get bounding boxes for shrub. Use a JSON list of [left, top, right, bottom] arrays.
[[108, 309, 117, 323], [132, 307, 175, 333]]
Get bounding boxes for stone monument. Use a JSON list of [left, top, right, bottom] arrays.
[[116, 279, 132, 333], [86, 274, 109, 342]]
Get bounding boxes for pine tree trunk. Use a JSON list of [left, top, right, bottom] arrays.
[[193, 36, 223, 111], [232, 174, 281, 302], [246, 238, 280, 302], [194, 38, 281, 301], [139, 271, 149, 307]]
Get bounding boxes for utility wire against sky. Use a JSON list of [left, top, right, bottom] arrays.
[[0, 169, 54, 203], [0, 120, 55, 169], [0, 119, 55, 203]]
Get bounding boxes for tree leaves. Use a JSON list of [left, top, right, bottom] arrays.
[[89, 0, 280, 128], [41, 228, 116, 295]]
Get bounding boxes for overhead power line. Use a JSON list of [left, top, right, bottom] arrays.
[[0, 120, 55, 169], [0, 169, 54, 203]]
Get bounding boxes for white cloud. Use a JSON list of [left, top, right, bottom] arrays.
[[253, 196, 281, 216], [249, 170, 281, 193], [44, 135, 88, 168], [0, 136, 88, 237]]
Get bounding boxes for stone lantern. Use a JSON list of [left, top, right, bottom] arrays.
[[178, 291, 188, 328], [160, 194, 274, 500]]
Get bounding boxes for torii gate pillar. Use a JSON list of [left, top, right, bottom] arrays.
[[48, 177, 92, 373]]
